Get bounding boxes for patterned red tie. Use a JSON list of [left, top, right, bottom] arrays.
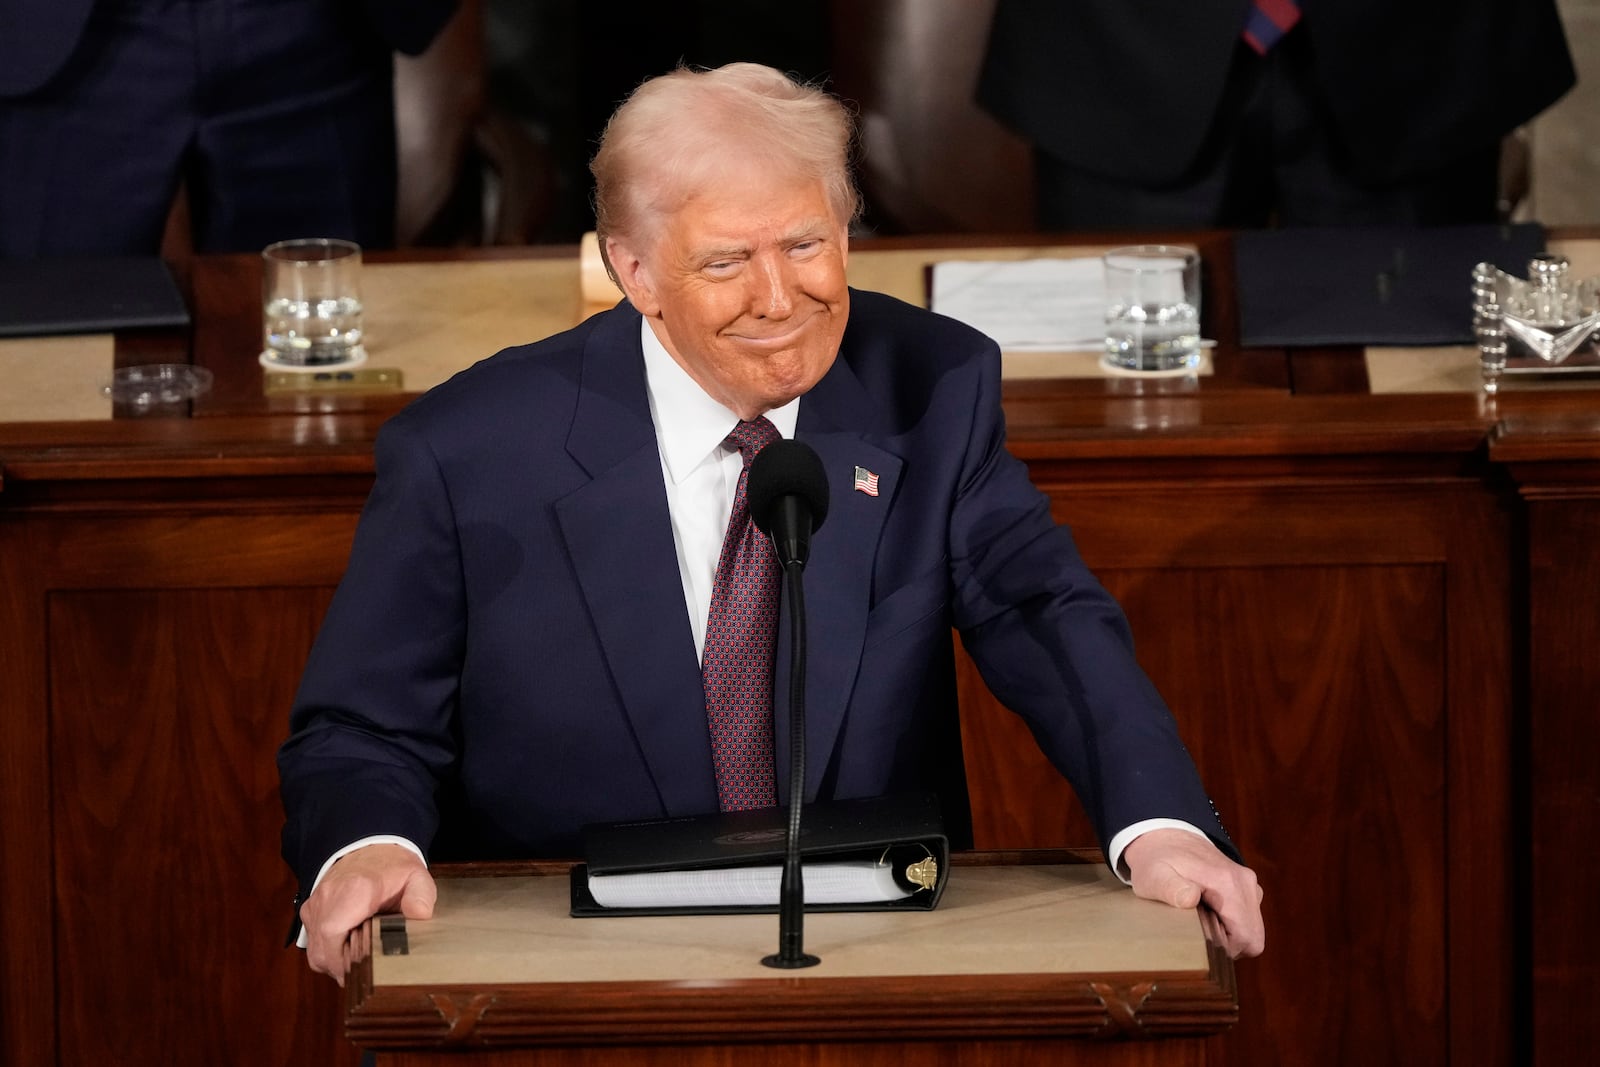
[[1242, 0, 1301, 54], [703, 416, 782, 811]]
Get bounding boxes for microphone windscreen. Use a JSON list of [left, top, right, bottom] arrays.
[[748, 439, 830, 535]]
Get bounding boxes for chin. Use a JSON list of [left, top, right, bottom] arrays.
[[761, 361, 829, 407]]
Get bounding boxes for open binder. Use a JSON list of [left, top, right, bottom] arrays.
[[569, 792, 950, 917]]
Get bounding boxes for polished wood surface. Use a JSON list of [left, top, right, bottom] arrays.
[[1490, 421, 1600, 1067], [355, 857, 1232, 1067], [381, 1040, 1207, 1067], [1, 233, 1596, 1066]]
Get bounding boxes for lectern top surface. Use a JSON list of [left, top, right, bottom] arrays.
[[369, 863, 1209, 988]]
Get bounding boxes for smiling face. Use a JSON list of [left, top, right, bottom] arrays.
[[605, 163, 850, 421]]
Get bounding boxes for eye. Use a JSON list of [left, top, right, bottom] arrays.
[[703, 258, 742, 277], [789, 240, 821, 257]]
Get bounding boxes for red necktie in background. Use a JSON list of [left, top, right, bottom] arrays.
[[702, 416, 782, 811], [1243, 0, 1301, 55]]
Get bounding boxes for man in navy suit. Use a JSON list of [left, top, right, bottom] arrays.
[[279, 62, 1265, 984], [0, 0, 457, 258]]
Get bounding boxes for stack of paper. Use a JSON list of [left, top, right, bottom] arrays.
[[929, 258, 1107, 351], [587, 860, 912, 909]]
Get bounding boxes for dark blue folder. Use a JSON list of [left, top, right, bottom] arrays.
[[0, 257, 190, 338], [1234, 223, 1545, 347]]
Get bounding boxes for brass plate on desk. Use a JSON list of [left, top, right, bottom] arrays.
[[263, 368, 403, 394]]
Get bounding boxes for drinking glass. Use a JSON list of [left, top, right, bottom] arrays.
[[1103, 245, 1201, 372], [261, 238, 365, 368]]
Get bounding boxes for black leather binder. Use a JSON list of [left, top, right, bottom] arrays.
[[0, 257, 190, 338], [569, 792, 950, 916], [1234, 223, 1545, 347]]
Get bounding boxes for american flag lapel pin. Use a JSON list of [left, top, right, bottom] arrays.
[[852, 465, 880, 497]]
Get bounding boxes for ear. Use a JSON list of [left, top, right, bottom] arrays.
[[604, 236, 661, 318]]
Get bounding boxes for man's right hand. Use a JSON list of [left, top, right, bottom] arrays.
[[300, 843, 436, 986]]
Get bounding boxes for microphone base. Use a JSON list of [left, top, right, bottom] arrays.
[[761, 951, 822, 970]]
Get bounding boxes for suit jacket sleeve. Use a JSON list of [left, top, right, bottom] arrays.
[[942, 331, 1236, 860], [277, 412, 465, 896]]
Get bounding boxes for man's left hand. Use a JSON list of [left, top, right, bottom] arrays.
[[1123, 828, 1265, 959]]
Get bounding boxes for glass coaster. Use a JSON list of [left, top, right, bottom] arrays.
[[259, 345, 368, 373], [102, 364, 214, 406]]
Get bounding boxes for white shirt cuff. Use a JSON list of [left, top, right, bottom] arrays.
[[294, 835, 427, 949], [1105, 819, 1209, 884]]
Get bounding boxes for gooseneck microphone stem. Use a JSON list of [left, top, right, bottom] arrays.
[[762, 559, 820, 969], [747, 437, 828, 969]]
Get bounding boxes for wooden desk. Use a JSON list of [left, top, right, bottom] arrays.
[[350, 857, 1235, 1066], [1, 232, 1594, 1067]]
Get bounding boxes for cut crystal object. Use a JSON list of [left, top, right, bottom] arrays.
[[1474, 254, 1600, 393]]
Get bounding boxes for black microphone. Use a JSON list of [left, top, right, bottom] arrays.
[[749, 440, 830, 567], [747, 439, 829, 969]]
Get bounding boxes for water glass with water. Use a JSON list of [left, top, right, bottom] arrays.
[[262, 238, 365, 367], [1103, 245, 1201, 372]]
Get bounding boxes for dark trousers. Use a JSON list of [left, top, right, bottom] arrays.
[[1034, 37, 1501, 231], [0, 0, 398, 259]]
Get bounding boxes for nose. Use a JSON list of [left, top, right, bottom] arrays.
[[749, 253, 795, 319]]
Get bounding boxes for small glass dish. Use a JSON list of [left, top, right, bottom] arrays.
[[102, 364, 214, 408]]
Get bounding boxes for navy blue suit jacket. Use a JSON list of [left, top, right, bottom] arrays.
[[0, 0, 456, 97], [979, 0, 1574, 187], [277, 290, 1232, 896]]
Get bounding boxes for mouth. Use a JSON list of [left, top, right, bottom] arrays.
[[728, 310, 823, 350]]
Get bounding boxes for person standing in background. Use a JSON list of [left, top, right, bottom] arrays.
[[978, 0, 1576, 229], [0, 0, 458, 259]]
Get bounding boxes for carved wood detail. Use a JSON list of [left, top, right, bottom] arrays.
[[347, 962, 1235, 1050]]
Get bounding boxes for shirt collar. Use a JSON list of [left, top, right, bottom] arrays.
[[639, 318, 800, 486]]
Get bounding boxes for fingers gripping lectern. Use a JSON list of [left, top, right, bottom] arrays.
[[343, 852, 1237, 1067]]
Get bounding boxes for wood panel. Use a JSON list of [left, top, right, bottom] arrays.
[[1439, 489, 1515, 1067], [49, 587, 354, 1067], [961, 563, 1449, 1066], [0, 521, 56, 1067], [0, 498, 364, 1067], [954, 461, 1512, 1067], [1528, 498, 1600, 1065]]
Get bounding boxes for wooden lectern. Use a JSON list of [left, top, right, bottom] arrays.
[[346, 853, 1236, 1066]]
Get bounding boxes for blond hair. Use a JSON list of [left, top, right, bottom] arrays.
[[590, 63, 860, 280]]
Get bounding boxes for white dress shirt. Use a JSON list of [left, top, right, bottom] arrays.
[[637, 319, 798, 660]]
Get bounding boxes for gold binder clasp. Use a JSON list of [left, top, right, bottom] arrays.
[[905, 856, 938, 891]]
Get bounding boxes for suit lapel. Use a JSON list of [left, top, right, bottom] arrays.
[[552, 303, 906, 811], [554, 306, 717, 817], [774, 353, 902, 802]]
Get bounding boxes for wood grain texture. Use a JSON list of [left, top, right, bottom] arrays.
[[1525, 497, 1600, 1066], [1491, 428, 1600, 1066], [346, 865, 1235, 1055], [954, 461, 1517, 1066], [962, 564, 1450, 1066], [349, 966, 1234, 1049], [0, 522, 57, 1067], [1439, 488, 1515, 1067], [49, 586, 355, 1067], [379, 1038, 1210, 1067]]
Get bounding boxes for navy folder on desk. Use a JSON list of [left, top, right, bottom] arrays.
[[0, 257, 190, 338], [1234, 223, 1545, 348]]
